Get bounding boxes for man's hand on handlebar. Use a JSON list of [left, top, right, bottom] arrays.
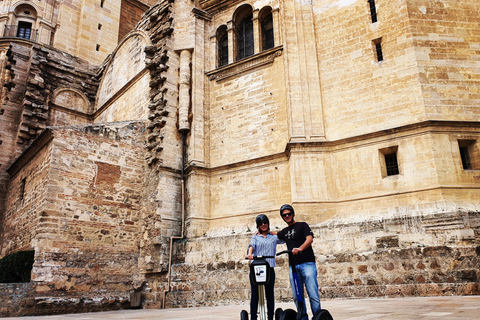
[[292, 248, 302, 255], [247, 254, 254, 260]]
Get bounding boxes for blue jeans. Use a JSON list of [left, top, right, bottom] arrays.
[[288, 262, 321, 320]]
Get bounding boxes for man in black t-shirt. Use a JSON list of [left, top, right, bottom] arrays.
[[277, 204, 321, 320]]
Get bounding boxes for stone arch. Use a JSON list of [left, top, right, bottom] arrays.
[[9, 2, 39, 40], [216, 24, 228, 67], [95, 30, 152, 122], [259, 6, 274, 51], [11, 1, 40, 17], [233, 4, 254, 61], [52, 88, 91, 114]]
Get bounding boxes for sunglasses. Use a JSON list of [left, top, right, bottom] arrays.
[[281, 212, 293, 218], [260, 221, 269, 225]]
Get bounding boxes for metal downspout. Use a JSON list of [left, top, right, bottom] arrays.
[[162, 49, 191, 308], [162, 132, 186, 309]]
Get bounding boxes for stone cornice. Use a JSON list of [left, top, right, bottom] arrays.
[[192, 7, 212, 21], [287, 120, 480, 153], [6, 130, 53, 178], [186, 120, 480, 175], [198, 0, 244, 12], [206, 45, 283, 81]]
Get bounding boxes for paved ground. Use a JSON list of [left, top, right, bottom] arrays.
[[4, 296, 480, 319]]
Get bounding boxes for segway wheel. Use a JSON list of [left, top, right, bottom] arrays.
[[275, 308, 283, 320], [240, 310, 249, 320], [295, 302, 305, 320], [312, 309, 333, 320], [279, 308, 297, 320]]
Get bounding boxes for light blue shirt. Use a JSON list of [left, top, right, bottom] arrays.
[[249, 233, 284, 267]]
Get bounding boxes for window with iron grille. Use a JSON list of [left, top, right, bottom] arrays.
[[261, 14, 274, 51], [384, 153, 399, 176], [217, 26, 228, 67], [19, 178, 26, 202], [373, 38, 383, 61], [459, 146, 471, 169], [379, 146, 399, 178], [17, 21, 32, 40], [458, 140, 478, 170], [237, 15, 254, 60], [368, 0, 378, 23]]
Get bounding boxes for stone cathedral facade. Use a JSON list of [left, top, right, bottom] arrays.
[[0, 0, 479, 316]]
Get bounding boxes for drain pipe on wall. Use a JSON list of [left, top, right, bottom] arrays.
[[162, 49, 192, 309]]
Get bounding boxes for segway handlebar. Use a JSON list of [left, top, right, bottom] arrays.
[[276, 250, 291, 256], [245, 255, 275, 259]]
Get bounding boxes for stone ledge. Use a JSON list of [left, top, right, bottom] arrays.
[[206, 46, 283, 82]]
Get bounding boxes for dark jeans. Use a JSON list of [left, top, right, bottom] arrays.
[[250, 268, 275, 320]]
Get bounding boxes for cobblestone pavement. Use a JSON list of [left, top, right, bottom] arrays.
[[4, 296, 480, 319]]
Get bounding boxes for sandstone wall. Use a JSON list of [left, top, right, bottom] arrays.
[[410, 0, 480, 120], [118, 0, 151, 43], [95, 32, 151, 122], [1, 133, 52, 256], [162, 210, 480, 307], [0, 41, 31, 219], [0, 122, 149, 316]]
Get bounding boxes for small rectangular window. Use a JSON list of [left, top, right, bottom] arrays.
[[100, 0, 105, 8], [379, 146, 399, 178], [373, 38, 383, 62], [458, 139, 479, 170], [96, 44, 100, 51], [368, 0, 378, 23], [19, 177, 26, 202], [98, 24, 102, 30], [385, 153, 399, 176]]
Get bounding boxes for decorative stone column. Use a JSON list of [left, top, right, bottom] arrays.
[[272, 8, 281, 46], [178, 49, 191, 132], [252, 9, 260, 54], [227, 20, 234, 63]]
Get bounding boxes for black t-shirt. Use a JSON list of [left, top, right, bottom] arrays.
[[277, 222, 315, 265]]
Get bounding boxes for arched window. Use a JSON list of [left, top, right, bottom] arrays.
[[13, 4, 38, 41], [260, 8, 274, 51], [234, 6, 254, 61], [217, 25, 228, 67]]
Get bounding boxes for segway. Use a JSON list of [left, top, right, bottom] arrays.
[[241, 255, 275, 320], [275, 250, 333, 320]]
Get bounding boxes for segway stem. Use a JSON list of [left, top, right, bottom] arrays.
[[276, 250, 305, 320]]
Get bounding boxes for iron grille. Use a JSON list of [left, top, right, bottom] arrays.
[[459, 146, 472, 170], [385, 153, 399, 176], [3, 25, 38, 42]]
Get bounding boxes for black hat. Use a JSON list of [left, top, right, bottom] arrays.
[[279, 204, 295, 218], [256, 214, 270, 228]]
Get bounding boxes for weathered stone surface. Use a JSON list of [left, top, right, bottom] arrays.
[[1, 0, 480, 317]]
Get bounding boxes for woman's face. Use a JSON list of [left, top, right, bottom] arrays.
[[258, 220, 269, 232]]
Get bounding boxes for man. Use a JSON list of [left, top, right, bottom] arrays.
[[277, 204, 321, 320]]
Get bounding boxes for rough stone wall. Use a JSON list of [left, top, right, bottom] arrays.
[[2, 0, 480, 315], [118, 0, 151, 43], [0, 41, 31, 220], [0, 122, 148, 316], [1, 133, 53, 256], [0, 41, 99, 232], [164, 210, 480, 307]]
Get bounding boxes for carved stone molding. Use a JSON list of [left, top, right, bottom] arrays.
[[206, 46, 283, 82]]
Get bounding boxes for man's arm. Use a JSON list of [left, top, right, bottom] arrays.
[[292, 235, 313, 255]]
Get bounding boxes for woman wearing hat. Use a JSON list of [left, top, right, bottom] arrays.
[[247, 214, 284, 320]]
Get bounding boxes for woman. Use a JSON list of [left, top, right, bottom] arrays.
[[247, 214, 284, 320]]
